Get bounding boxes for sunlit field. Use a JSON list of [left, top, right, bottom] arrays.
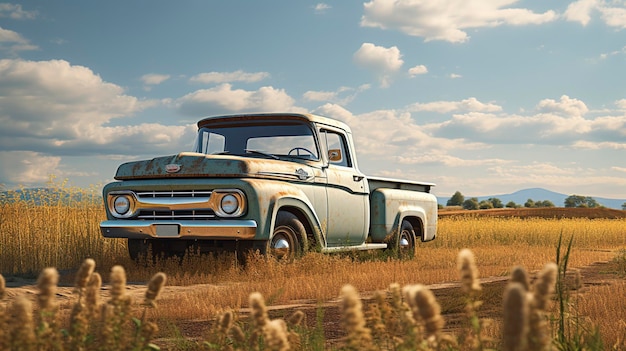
[[1, 184, 626, 349]]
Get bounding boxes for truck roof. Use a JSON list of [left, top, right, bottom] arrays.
[[197, 113, 351, 132]]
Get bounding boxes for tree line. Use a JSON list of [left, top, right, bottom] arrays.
[[445, 191, 626, 210]]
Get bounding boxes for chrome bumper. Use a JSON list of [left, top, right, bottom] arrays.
[[100, 220, 257, 239]]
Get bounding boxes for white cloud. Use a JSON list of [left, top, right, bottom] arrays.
[[0, 59, 190, 158], [564, 0, 598, 26], [0, 151, 61, 184], [599, 4, 626, 29], [141, 73, 170, 86], [361, 0, 556, 43], [315, 103, 476, 160], [0, 26, 37, 53], [0, 3, 37, 20], [566, 0, 626, 29], [303, 90, 338, 102], [394, 153, 511, 167], [407, 97, 502, 114], [425, 96, 626, 147], [303, 85, 369, 105], [189, 70, 270, 84], [177, 83, 301, 116], [449, 73, 462, 79], [408, 65, 428, 77], [535, 95, 588, 118], [616, 99, 626, 109], [572, 140, 626, 150], [612, 166, 626, 172], [353, 43, 403, 87], [314, 3, 331, 14]]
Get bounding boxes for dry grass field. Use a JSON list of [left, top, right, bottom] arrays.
[[1, 186, 626, 349]]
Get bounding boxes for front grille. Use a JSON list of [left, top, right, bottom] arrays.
[[136, 190, 212, 198], [134, 190, 214, 220], [138, 209, 216, 220]]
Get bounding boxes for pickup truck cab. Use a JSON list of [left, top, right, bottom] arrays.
[[100, 113, 437, 260]]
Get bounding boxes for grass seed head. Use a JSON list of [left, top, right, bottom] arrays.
[[74, 258, 95, 292], [144, 272, 167, 307], [458, 249, 482, 295], [85, 271, 102, 318], [532, 262, 557, 311], [0, 274, 5, 300], [10, 295, 36, 348], [510, 266, 530, 291], [340, 284, 374, 350], [109, 265, 127, 303], [263, 319, 290, 351], [287, 310, 304, 326], [249, 292, 269, 329], [503, 282, 529, 351], [414, 285, 445, 337], [37, 267, 59, 312]]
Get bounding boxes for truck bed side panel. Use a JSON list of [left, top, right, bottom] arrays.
[[369, 188, 438, 243]]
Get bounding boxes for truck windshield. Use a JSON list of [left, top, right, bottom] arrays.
[[194, 122, 319, 160]]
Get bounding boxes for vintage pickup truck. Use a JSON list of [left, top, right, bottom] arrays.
[[100, 113, 438, 260]]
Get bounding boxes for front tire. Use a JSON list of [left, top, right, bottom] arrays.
[[270, 211, 305, 260]]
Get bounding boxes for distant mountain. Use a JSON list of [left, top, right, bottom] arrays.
[[437, 188, 626, 210]]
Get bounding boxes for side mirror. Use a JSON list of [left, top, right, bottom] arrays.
[[328, 149, 342, 162]]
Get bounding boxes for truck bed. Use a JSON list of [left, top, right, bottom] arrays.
[[367, 176, 434, 193]]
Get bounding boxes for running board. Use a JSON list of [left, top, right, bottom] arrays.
[[321, 243, 387, 253]]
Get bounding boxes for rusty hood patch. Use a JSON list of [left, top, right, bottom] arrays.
[[114, 152, 315, 181]]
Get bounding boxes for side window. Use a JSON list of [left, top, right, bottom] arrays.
[[198, 131, 225, 154], [322, 130, 351, 167]]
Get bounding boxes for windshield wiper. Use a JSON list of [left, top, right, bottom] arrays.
[[245, 149, 279, 160]]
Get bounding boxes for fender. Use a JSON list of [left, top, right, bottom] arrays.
[[243, 179, 326, 248]]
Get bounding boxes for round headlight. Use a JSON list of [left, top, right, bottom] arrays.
[[220, 194, 239, 215], [113, 195, 131, 215]]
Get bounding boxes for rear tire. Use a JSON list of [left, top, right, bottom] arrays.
[[270, 211, 305, 260], [391, 220, 416, 259]]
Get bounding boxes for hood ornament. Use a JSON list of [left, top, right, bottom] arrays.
[[165, 164, 182, 173]]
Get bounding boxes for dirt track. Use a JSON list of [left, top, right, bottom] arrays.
[[2, 258, 621, 346]]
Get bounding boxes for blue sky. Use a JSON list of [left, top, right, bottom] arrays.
[[1, 0, 626, 200]]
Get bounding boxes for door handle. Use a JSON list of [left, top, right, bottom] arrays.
[[353, 175, 364, 182]]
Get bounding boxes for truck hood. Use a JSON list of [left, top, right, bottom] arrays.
[[114, 152, 317, 182]]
